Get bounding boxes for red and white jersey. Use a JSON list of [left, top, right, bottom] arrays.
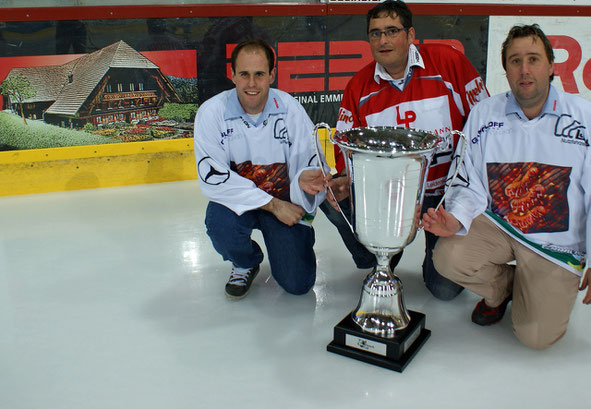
[[336, 43, 489, 196]]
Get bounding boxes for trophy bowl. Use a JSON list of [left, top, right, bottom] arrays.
[[338, 127, 444, 253]]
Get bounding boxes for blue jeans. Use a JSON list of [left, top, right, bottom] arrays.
[[320, 195, 463, 300], [205, 201, 316, 295]]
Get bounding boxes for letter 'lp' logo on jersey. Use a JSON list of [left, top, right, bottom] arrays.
[[396, 106, 416, 128], [198, 157, 230, 185]]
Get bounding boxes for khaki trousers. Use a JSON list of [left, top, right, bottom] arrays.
[[433, 214, 580, 349]]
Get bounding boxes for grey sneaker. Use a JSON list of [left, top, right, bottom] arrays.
[[225, 265, 260, 300]]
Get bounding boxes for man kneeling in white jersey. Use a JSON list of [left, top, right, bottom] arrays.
[[194, 39, 327, 299], [422, 24, 591, 349]]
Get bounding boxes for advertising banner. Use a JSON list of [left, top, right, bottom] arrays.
[[1, 13, 485, 152]]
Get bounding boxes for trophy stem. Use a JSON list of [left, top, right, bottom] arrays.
[[375, 252, 391, 270], [351, 251, 411, 338]]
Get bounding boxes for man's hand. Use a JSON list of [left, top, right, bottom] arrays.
[[579, 268, 591, 305], [299, 168, 326, 195], [261, 197, 305, 226], [421, 206, 462, 237], [326, 175, 350, 211]]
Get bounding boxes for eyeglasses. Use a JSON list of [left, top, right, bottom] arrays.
[[368, 27, 408, 41]]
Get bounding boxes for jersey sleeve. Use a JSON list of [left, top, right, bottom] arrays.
[[193, 100, 273, 215], [583, 143, 591, 271], [334, 79, 362, 174], [444, 104, 490, 234], [449, 47, 490, 119]]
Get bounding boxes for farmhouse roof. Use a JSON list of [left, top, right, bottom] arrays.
[[4, 40, 159, 116]]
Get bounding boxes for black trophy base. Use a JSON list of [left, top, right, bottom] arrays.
[[327, 310, 430, 372]]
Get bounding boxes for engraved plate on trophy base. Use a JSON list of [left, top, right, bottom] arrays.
[[326, 310, 430, 372]]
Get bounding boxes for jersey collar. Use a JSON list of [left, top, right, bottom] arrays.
[[373, 44, 424, 90], [224, 88, 287, 126], [505, 85, 563, 120]]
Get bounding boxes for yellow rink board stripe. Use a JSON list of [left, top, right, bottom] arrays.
[[0, 129, 336, 196]]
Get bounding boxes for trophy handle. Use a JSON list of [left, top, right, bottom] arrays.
[[313, 123, 355, 233], [434, 130, 468, 211]]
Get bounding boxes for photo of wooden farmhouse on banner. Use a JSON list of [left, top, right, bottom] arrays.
[[0, 40, 197, 149]]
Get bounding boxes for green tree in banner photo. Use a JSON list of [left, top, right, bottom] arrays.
[[0, 72, 38, 125]]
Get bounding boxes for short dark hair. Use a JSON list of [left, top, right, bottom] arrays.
[[231, 39, 275, 74], [501, 24, 554, 81], [366, 0, 413, 33]]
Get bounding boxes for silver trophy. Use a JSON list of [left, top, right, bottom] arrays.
[[314, 124, 466, 372]]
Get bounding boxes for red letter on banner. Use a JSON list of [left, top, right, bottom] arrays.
[[328, 41, 373, 91], [549, 35, 581, 93], [226, 43, 237, 80], [277, 42, 324, 93], [583, 59, 591, 91]]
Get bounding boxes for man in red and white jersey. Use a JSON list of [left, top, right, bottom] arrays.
[[322, 0, 489, 300]]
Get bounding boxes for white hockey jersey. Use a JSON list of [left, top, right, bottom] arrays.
[[194, 88, 326, 219], [446, 86, 591, 275]]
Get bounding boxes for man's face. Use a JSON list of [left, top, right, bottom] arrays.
[[232, 49, 276, 115], [505, 36, 554, 118], [368, 13, 415, 79]]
